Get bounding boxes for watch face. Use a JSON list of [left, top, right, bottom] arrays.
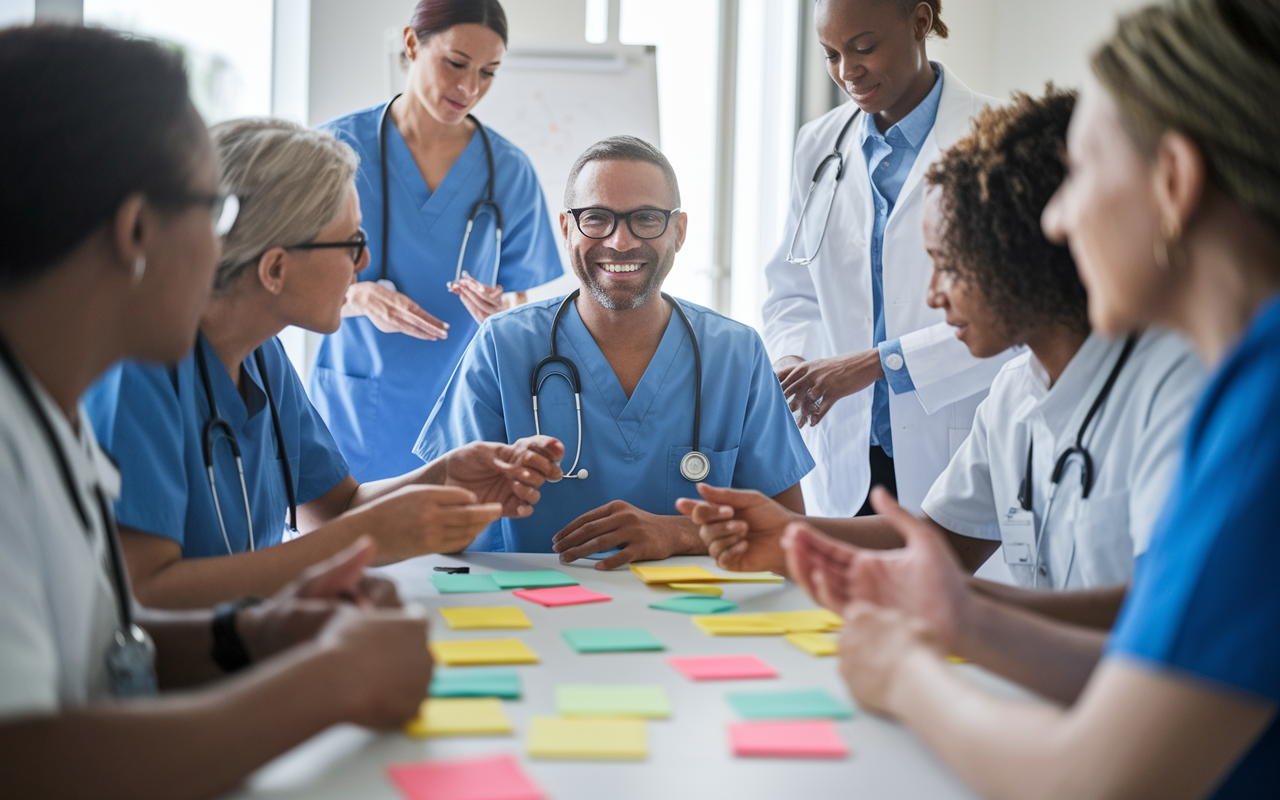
[[107, 625, 157, 698], [680, 451, 711, 482]]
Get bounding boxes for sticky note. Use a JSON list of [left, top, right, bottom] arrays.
[[512, 585, 611, 607], [786, 632, 838, 657], [556, 684, 671, 718], [526, 717, 648, 760], [430, 638, 539, 666], [430, 668, 521, 699], [585, 547, 622, 560], [667, 655, 778, 681], [432, 573, 502, 594], [629, 564, 718, 584], [760, 609, 843, 632], [703, 571, 785, 583], [387, 753, 544, 800], [692, 615, 787, 636], [491, 570, 578, 589], [727, 689, 854, 720], [439, 606, 532, 630], [667, 582, 723, 596], [649, 595, 738, 614], [561, 628, 664, 653], [729, 721, 848, 759], [403, 698, 513, 737]]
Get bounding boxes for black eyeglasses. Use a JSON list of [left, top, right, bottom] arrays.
[[284, 228, 368, 264], [567, 207, 681, 240]]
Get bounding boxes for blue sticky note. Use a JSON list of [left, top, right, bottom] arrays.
[[432, 573, 502, 593], [585, 547, 623, 560], [562, 628, 665, 653], [431, 668, 522, 699], [727, 689, 854, 720]]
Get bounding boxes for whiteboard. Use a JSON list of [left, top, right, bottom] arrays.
[[385, 40, 661, 298]]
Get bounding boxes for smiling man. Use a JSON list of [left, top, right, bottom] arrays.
[[413, 136, 812, 568]]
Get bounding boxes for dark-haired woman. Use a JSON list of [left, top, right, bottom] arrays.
[[312, 0, 562, 482]]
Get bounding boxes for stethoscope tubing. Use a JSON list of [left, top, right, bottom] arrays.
[[785, 107, 862, 266]]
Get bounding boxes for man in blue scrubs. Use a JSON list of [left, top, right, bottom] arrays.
[[415, 136, 813, 568]]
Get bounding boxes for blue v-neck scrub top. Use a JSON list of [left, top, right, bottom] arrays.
[[413, 296, 816, 552], [311, 105, 564, 482], [84, 337, 349, 557]]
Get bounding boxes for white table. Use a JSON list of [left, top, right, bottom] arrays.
[[226, 553, 992, 800]]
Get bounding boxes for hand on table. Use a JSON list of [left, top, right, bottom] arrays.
[[674, 484, 797, 575], [838, 600, 943, 716], [440, 435, 565, 518], [318, 602, 433, 729], [449, 272, 505, 324], [351, 485, 503, 562], [782, 487, 972, 649], [552, 501, 705, 570], [343, 281, 450, 340], [776, 349, 884, 427]]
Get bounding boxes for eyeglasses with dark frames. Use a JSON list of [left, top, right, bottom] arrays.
[[284, 228, 368, 264], [566, 207, 681, 240]]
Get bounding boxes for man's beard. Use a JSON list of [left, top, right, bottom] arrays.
[[571, 242, 676, 311]]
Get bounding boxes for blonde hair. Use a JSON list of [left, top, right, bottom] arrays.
[[1092, 0, 1280, 235], [209, 118, 359, 292]]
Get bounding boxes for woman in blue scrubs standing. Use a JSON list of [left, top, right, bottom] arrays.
[[313, 0, 563, 481]]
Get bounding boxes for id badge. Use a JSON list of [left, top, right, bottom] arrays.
[[1000, 508, 1037, 565], [107, 624, 158, 698]]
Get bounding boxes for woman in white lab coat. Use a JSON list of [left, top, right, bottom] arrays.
[[764, 0, 1010, 517]]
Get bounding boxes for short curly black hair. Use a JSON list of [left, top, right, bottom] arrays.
[[925, 86, 1088, 340]]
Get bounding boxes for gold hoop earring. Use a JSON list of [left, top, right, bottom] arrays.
[[131, 255, 146, 286]]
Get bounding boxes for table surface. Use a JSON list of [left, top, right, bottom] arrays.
[[224, 552, 994, 800]]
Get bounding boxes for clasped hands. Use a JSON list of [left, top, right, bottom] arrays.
[[774, 350, 885, 428]]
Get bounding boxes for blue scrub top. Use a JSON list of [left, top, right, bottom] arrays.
[[413, 296, 816, 552], [85, 337, 350, 558], [311, 104, 565, 482], [1106, 293, 1280, 798]]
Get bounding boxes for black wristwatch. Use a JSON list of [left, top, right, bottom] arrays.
[[211, 597, 262, 673]]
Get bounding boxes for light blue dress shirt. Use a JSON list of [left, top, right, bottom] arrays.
[[413, 296, 815, 552], [85, 337, 349, 557], [311, 105, 564, 483], [860, 64, 944, 458]]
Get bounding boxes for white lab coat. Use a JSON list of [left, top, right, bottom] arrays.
[[762, 63, 1012, 516]]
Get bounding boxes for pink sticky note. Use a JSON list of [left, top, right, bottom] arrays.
[[387, 753, 544, 800], [729, 721, 849, 759], [512, 585, 612, 607], [667, 655, 778, 681]]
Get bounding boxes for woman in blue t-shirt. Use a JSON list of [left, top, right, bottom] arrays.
[[780, 1, 1280, 797]]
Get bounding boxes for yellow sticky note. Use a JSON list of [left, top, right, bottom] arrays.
[[404, 698, 513, 737], [786, 632, 839, 656], [705, 571, 785, 583], [526, 717, 647, 760], [430, 638, 540, 666], [440, 606, 533, 630], [760, 609, 843, 632], [667, 582, 723, 596], [692, 614, 787, 636], [947, 655, 969, 664], [629, 564, 718, 584]]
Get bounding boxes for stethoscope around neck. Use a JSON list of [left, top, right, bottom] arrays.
[[785, 107, 862, 265], [376, 93, 503, 292], [194, 333, 296, 555], [532, 290, 711, 484]]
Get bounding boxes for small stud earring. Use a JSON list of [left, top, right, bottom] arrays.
[[131, 255, 146, 286]]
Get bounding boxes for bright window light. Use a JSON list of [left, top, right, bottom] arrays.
[[585, 0, 608, 43]]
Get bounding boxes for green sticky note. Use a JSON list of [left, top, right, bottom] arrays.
[[431, 668, 521, 699], [491, 570, 579, 589], [557, 684, 671, 718], [561, 628, 665, 653], [432, 573, 502, 593], [649, 595, 738, 615], [727, 689, 854, 720]]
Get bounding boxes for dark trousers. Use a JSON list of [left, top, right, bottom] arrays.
[[855, 444, 898, 517]]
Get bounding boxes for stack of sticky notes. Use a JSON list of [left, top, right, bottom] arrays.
[[629, 563, 784, 585], [786, 632, 839, 656], [729, 721, 848, 759], [667, 655, 778, 681], [513, 585, 611, 607], [439, 606, 532, 630], [492, 570, 578, 589], [557, 684, 671, 718], [692, 609, 843, 636], [526, 717, 648, 760], [387, 753, 544, 800], [649, 595, 737, 614], [430, 638, 539, 666], [430, 668, 521, 699], [727, 689, 854, 720], [561, 628, 664, 653], [403, 698, 513, 737], [431, 573, 502, 594]]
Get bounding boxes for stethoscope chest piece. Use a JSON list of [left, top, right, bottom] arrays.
[[680, 450, 711, 482]]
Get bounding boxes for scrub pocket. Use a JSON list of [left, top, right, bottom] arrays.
[[665, 446, 739, 512], [1074, 490, 1134, 587], [310, 366, 380, 477]]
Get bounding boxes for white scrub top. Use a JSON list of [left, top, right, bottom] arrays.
[[923, 330, 1205, 589], [0, 359, 120, 718]]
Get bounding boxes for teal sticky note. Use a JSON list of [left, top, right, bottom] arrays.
[[557, 684, 670, 718], [431, 668, 521, 699], [561, 628, 665, 653], [432, 573, 502, 593], [649, 595, 738, 615], [491, 570, 579, 589], [727, 689, 854, 720]]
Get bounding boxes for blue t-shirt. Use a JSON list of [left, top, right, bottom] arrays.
[[413, 296, 815, 552], [1107, 293, 1280, 797], [85, 337, 350, 557]]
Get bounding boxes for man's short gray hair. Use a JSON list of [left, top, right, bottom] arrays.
[[563, 135, 681, 208], [209, 118, 358, 293]]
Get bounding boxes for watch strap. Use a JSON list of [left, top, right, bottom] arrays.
[[211, 597, 261, 673]]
